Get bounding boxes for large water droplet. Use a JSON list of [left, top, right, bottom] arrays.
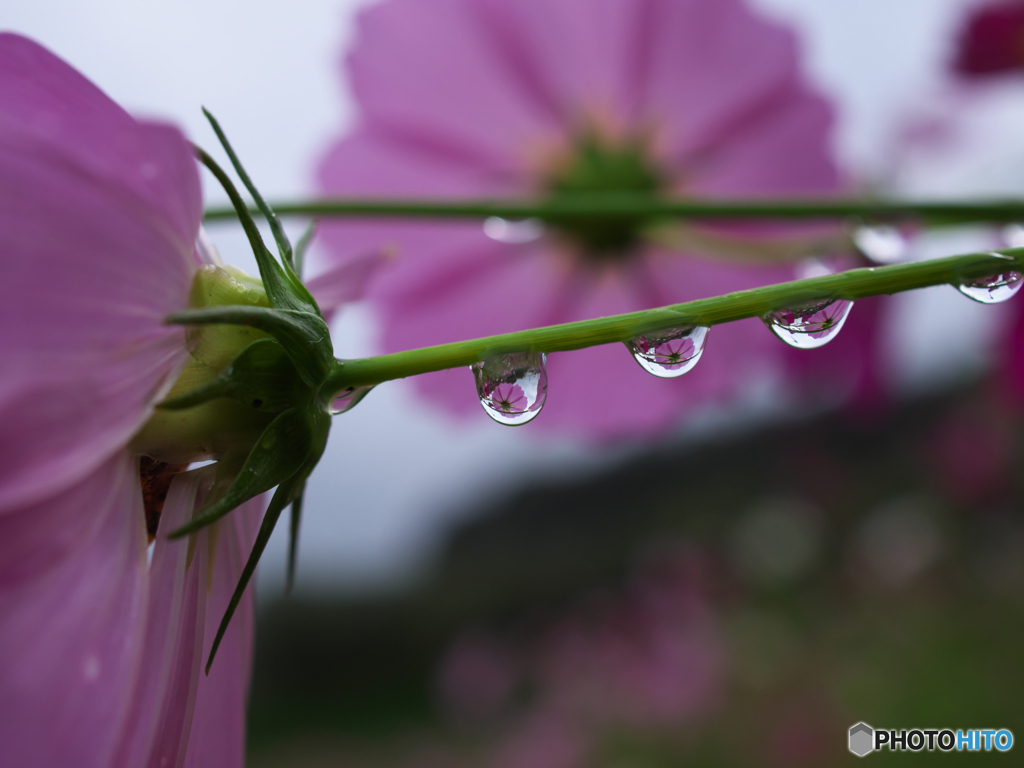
[[471, 352, 547, 426], [853, 224, 906, 264], [957, 270, 1024, 304], [764, 299, 854, 349], [626, 326, 709, 378], [483, 217, 544, 244], [331, 386, 373, 415]]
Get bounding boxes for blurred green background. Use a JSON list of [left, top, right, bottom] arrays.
[[247, 373, 1024, 766]]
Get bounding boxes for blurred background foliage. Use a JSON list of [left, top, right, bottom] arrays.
[[248, 364, 1024, 766]]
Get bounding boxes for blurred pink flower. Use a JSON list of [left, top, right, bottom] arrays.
[[315, 0, 840, 438], [954, 1, 1024, 76], [538, 561, 723, 728], [438, 632, 519, 722], [0, 34, 258, 767]]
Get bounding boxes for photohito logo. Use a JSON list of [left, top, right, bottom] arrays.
[[848, 723, 1013, 757]]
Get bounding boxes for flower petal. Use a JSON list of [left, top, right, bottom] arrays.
[[112, 468, 211, 768], [0, 34, 201, 510], [0, 452, 148, 768], [347, 0, 562, 169], [182, 494, 262, 768]]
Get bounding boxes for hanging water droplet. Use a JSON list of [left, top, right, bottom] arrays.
[[483, 217, 545, 244], [853, 224, 906, 264], [471, 352, 547, 425], [763, 299, 854, 349], [1000, 223, 1024, 248], [957, 271, 1024, 304], [626, 326, 710, 378], [330, 386, 374, 415]]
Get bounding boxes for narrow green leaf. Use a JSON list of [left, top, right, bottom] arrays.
[[293, 221, 317, 279], [205, 477, 300, 673], [192, 145, 315, 315], [201, 110, 321, 313], [168, 407, 312, 538], [286, 487, 305, 595]]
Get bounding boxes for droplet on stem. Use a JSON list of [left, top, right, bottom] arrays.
[[626, 326, 710, 378], [483, 217, 545, 244], [853, 224, 906, 264], [1000, 223, 1024, 248], [763, 299, 854, 349], [471, 352, 547, 426], [956, 271, 1023, 304], [331, 386, 373, 415]]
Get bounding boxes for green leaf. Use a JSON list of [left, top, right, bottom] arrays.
[[293, 220, 317, 279], [192, 145, 317, 316], [166, 306, 332, 389], [205, 476, 302, 673], [286, 486, 305, 595], [168, 407, 313, 538], [200, 110, 321, 314]]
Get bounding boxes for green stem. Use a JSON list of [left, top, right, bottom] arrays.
[[324, 248, 1023, 395], [204, 194, 1024, 225]]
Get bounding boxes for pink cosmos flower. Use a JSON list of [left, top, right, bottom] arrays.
[[314, 0, 840, 438], [0, 34, 259, 766], [485, 382, 529, 415]]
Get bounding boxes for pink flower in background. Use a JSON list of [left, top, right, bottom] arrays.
[[315, 0, 840, 438], [485, 382, 529, 415], [954, 1, 1024, 76], [436, 554, 722, 762], [0, 34, 258, 766]]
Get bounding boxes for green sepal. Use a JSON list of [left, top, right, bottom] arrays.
[[286, 485, 305, 594], [204, 407, 332, 671], [192, 145, 318, 317], [199, 110, 321, 314], [168, 407, 314, 539], [293, 221, 317, 279], [158, 338, 305, 414], [166, 306, 332, 389], [205, 474, 302, 674]]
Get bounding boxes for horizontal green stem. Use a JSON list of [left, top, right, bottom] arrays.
[[324, 248, 1024, 395], [204, 194, 1024, 225]]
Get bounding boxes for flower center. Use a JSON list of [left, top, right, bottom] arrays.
[[544, 133, 664, 257]]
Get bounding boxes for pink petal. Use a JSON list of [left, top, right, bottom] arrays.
[[304, 247, 391, 317], [347, 0, 562, 170], [312, 128, 518, 310], [639, 0, 802, 159], [0, 452, 148, 768], [115, 469, 262, 768], [112, 468, 212, 768], [682, 85, 838, 198], [469, 0, 655, 126], [0, 35, 201, 511], [182, 494, 262, 768]]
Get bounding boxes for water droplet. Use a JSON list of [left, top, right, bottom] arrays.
[[471, 352, 547, 425], [331, 386, 374, 415], [1001, 223, 1024, 248], [483, 217, 544, 244], [626, 326, 709, 378], [764, 299, 854, 349], [957, 270, 1024, 304], [853, 224, 906, 264]]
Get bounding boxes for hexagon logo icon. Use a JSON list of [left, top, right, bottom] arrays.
[[849, 723, 874, 757]]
